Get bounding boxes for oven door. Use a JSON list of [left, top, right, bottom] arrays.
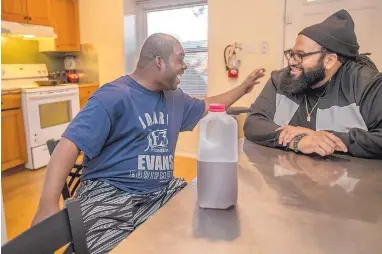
[[25, 88, 80, 148]]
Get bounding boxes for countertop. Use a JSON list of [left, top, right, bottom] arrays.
[[111, 139, 382, 254], [76, 82, 99, 88], [1, 88, 22, 95], [1, 82, 98, 95]]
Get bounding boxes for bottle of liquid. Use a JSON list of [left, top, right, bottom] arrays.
[[197, 104, 238, 209]]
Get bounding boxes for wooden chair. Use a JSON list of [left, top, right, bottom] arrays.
[[46, 139, 83, 200], [1, 199, 89, 254]]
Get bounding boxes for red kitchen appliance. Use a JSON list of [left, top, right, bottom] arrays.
[[66, 70, 79, 83], [64, 55, 80, 83]]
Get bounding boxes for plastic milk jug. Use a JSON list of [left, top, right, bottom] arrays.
[[197, 104, 238, 209]]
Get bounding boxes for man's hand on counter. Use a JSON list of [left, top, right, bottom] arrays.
[[287, 131, 348, 157], [276, 125, 314, 146]]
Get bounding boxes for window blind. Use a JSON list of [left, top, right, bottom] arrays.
[[179, 40, 207, 96], [146, 4, 208, 96]]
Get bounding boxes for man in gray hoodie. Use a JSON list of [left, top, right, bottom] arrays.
[[244, 9, 381, 159]]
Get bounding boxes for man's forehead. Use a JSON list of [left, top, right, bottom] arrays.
[[173, 43, 185, 56], [293, 35, 321, 52]]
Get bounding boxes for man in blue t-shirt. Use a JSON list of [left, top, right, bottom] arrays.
[[32, 33, 265, 253]]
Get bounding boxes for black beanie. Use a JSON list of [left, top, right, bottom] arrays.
[[299, 9, 359, 58]]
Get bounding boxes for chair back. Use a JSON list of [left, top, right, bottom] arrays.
[[46, 139, 83, 200], [1, 199, 89, 254]]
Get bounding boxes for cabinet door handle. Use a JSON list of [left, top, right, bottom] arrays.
[[24, 16, 28, 20], [28, 17, 32, 21]]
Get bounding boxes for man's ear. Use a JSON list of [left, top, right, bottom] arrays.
[[325, 53, 338, 70], [155, 56, 164, 70]]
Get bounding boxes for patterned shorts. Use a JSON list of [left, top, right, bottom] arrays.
[[73, 178, 187, 254]]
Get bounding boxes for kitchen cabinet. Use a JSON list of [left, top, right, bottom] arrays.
[[1, 93, 22, 111], [1, 0, 27, 24], [1, 93, 27, 171], [79, 84, 99, 109], [1, 0, 51, 26], [50, 0, 80, 52]]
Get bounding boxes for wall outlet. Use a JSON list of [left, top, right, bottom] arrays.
[[260, 41, 269, 54], [285, 14, 293, 25]]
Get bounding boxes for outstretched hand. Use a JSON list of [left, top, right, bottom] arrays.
[[242, 68, 266, 93]]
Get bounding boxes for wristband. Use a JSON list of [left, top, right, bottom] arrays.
[[293, 134, 307, 153]]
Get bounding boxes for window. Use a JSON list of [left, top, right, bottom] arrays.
[[146, 5, 208, 96]]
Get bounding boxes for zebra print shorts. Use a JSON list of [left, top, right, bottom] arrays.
[[73, 178, 187, 254]]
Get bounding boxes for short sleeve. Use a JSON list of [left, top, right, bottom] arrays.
[[180, 91, 206, 132], [62, 96, 112, 159]]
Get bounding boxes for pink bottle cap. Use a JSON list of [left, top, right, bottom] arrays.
[[209, 104, 226, 112]]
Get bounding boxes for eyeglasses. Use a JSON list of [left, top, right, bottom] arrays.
[[284, 49, 325, 64]]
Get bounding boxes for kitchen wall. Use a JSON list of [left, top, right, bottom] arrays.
[[78, 0, 127, 85], [208, 0, 284, 106], [177, 0, 285, 156], [1, 36, 99, 84], [1, 37, 64, 71], [77, 0, 285, 156]]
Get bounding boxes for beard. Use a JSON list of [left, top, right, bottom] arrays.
[[280, 58, 326, 96]]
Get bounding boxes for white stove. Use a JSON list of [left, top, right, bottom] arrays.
[[1, 64, 80, 170]]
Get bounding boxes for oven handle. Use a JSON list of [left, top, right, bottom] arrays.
[[26, 91, 78, 100]]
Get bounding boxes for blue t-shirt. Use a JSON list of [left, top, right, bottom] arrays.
[[62, 75, 205, 194]]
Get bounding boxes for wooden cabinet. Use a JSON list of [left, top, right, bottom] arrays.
[[1, 0, 27, 23], [1, 93, 27, 171], [26, 0, 51, 26], [1, 93, 22, 110], [79, 84, 99, 109], [50, 0, 80, 52], [2, 0, 81, 53], [1, 0, 50, 26]]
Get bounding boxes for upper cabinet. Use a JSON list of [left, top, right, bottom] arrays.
[[39, 0, 81, 52], [2, 0, 81, 53], [51, 0, 80, 52], [1, 0, 50, 26], [1, 0, 27, 24], [26, 0, 51, 26]]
